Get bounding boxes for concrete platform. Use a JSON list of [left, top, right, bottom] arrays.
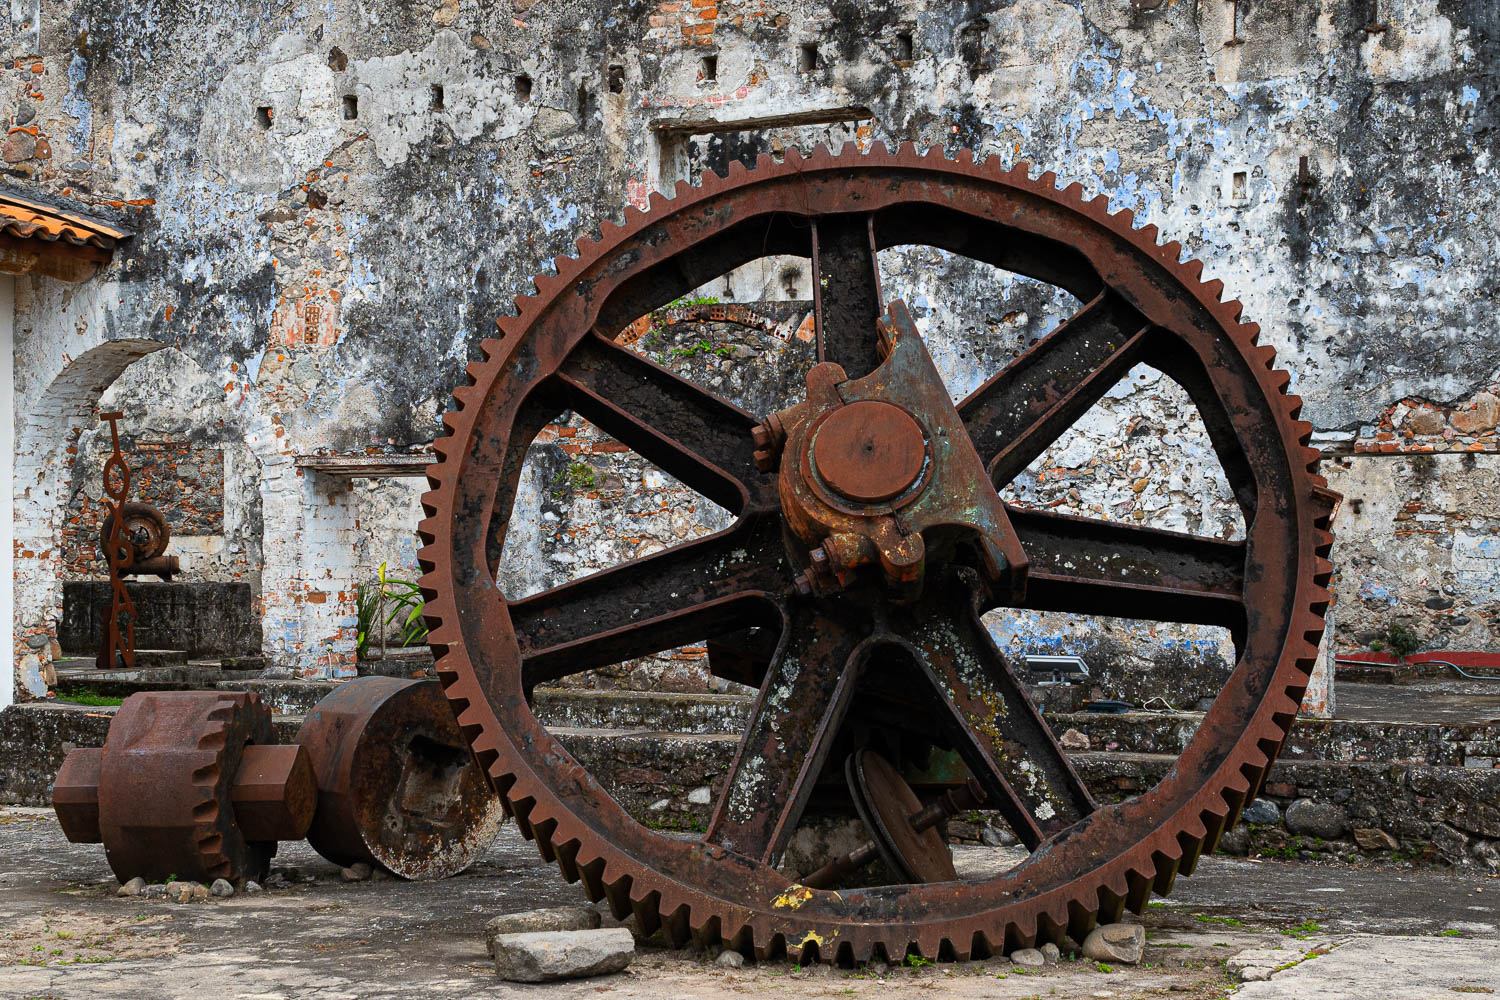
[[1, 806, 1496, 998]]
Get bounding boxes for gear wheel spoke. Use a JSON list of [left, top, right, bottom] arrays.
[[556, 331, 775, 512], [514, 512, 790, 690], [705, 602, 867, 866], [957, 289, 1152, 487], [811, 213, 885, 378], [1005, 506, 1248, 630], [418, 143, 1336, 964], [898, 575, 1096, 846]]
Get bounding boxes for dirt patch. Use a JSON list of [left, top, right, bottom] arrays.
[[1, 909, 183, 968]]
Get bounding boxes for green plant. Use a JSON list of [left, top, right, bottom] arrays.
[[1095, 962, 1113, 973], [1385, 622, 1422, 659], [54, 688, 123, 707], [553, 460, 597, 497], [904, 953, 932, 968], [378, 563, 429, 647], [1440, 928, 1463, 937], [1288, 919, 1322, 939], [1193, 914, 1244, 927], [354, 581, 380, 659]]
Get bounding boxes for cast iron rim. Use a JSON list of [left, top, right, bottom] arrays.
[[417, 143, 1335, 963]]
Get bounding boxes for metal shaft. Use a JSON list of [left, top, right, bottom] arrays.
[[799, 778, 986, 890]]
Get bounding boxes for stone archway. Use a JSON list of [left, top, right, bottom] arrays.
[[12, 338, 273, 696], [13, 338, 166, 695]]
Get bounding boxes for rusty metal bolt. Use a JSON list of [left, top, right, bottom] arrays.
[[751, 412, 789, 472]]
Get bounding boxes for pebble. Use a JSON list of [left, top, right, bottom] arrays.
[[341, 863, 373, 882], [117, 876, 146, 897], [1040, 942, 1061, 964], [716, 949, 745, 968], [1082, 923, 1145, 965], [264, 872, 287, 887], [484, 906, 602, 958], [210, 878, 234, 898], [1009, 947, 1046, 968], [143, 883, 169, 900], [492, 927, 635, 982], [243, 881, 263, 894]]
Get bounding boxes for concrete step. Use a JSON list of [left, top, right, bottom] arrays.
[[55, 649, 188, 671], [531, 688, 753, 734], [5, 701, 1496, 867], [1053, 710, 1500, 768], [214, 678, 342, 716]]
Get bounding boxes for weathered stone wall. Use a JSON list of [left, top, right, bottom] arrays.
[[6, 0, 1499, 695]]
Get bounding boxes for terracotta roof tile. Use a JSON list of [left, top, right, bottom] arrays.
[[0, 191, 129, 249]]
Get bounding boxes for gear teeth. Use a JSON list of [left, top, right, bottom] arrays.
[[418, 142, 1333, 967]]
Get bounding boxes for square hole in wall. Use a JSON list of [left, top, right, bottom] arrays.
[[699, 54, 718, 84], [342, 94, 358, 120], [430, 84, 444, 110], [515, 74, 532, 102], [607, 64, 625, 94], [797, 43, 819, 73], [895, 31, 914, 62], [255, 106, 273, 130]]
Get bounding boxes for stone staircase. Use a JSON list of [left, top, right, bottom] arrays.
[[5, 674, 1499, 868]]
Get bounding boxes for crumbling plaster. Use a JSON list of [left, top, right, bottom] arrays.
[[5, 0, 1498, 690]]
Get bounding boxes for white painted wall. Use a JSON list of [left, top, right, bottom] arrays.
[[2, 274, 15, 710]]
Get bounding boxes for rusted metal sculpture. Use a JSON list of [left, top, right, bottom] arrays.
[[53, 691, 316, 883], [417, 144, 1337, 962], [295, 677, 504, 880], [94, 412, 179, 670]]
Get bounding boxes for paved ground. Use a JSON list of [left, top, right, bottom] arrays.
[[2, 807, 1497, 998], [1337, 680, 1500, 724]]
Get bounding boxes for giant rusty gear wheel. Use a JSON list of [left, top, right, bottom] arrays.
[[418, 144, 1338, 964]]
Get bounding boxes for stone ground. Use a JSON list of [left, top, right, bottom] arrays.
[[4, 809, 1498, 998]]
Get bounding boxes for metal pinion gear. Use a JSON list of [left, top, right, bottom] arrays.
[[417, 143, 1337, 964]]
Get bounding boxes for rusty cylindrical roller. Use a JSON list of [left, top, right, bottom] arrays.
[[52, 691, 317, 884], [295, 676, 504, 879]]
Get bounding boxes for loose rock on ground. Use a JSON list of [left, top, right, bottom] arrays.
[[1082, 923, 1145, 965], [1009, 947, 1045, 967], [491, 927, 635, 982], [483, 905, 602, 958]]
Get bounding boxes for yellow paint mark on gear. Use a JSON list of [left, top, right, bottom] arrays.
[[772, 885, 814, 910]]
